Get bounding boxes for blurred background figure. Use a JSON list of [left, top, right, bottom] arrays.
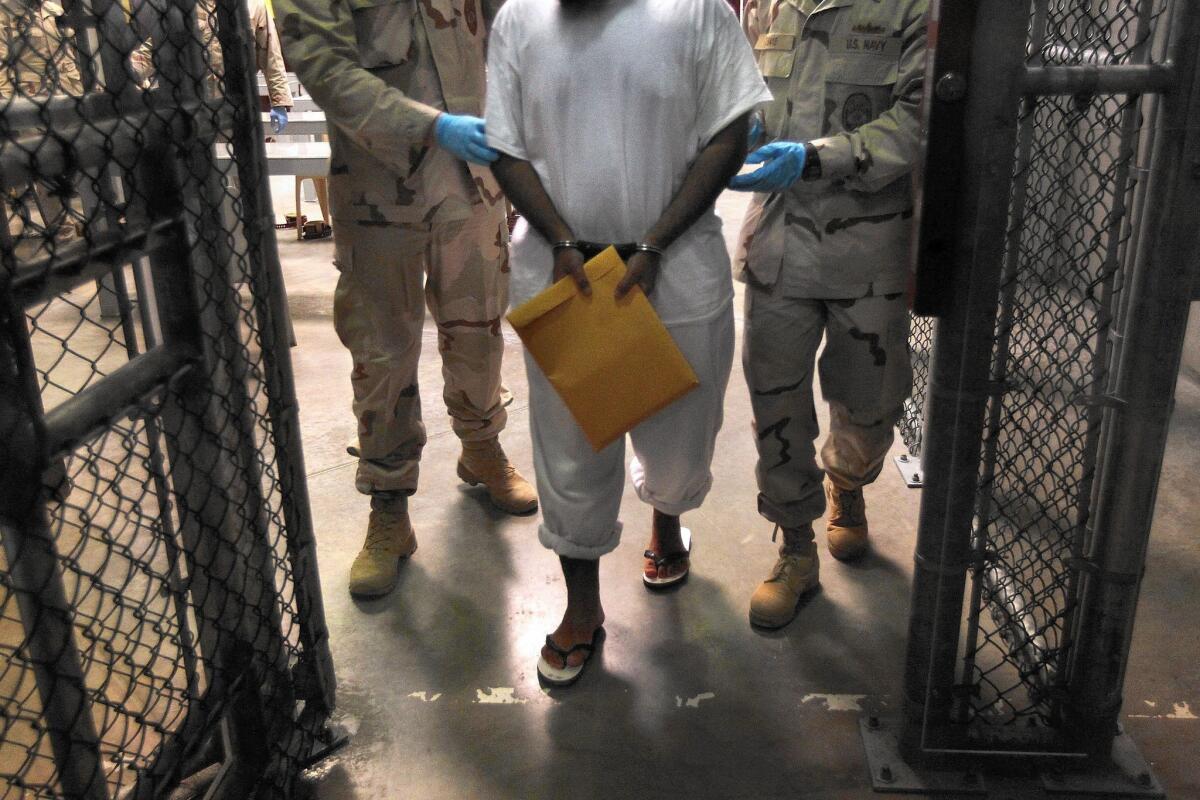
[[247, 0, 293, 133], [0, 0, 85, 245], [128, 0, 293, 133]]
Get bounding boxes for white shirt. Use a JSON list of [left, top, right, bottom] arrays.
[[485, 0, 771, 326]]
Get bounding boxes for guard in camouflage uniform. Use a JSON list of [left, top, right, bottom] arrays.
[[730, 0, 927, 629], [129, 0, 294, 131], [0, 0, 84, 243], [0, 1, 82, 97], [246, 0, 293, 131], [274, 0, 537, 598]]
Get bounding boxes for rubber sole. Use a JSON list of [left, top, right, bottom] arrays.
[[457, 461, 539, 515], [536, 627, 606, 688]]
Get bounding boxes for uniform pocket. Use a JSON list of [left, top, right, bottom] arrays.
[[823, 54, 899, 133], [348, 0, 414, 70], [826, 53, 899, 86], [754, 33, 797, 79]]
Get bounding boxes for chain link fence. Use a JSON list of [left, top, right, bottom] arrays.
[[1, 0, 333, 796], [957, 0, 1165, 740], [902, 0, 1178, 756], [898, 314, 933, 458]]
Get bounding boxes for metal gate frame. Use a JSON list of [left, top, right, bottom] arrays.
[[0, 0, 335, 796], [865, 0, 1200, 794]]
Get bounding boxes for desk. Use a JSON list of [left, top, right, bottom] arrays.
[[263, 111, 327, 137], [217, 142, 330, 239], [289, 96, 322, 113], [217, 141, 330, 176]]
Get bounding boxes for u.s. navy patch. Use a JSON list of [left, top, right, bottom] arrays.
[[832, 35, 902, 58]]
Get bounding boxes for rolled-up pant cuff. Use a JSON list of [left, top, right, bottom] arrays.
[[538, 522, 623, 560], [632, 471, 713, 517], [758, 492, 824, 530], [354, 459, 418, 496]]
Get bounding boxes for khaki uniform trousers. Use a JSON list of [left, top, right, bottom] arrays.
[[744, 283, 912, 530], [333, 204, 509, 495]]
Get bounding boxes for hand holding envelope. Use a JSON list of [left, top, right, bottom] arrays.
[[506, 247, 700, 452]]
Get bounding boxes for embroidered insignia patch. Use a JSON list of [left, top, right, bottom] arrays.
[[851, 22, 887, 35], [842, 92, 873, 131]]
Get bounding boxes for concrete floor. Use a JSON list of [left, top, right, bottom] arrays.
[[268, 182, 1199, 799]]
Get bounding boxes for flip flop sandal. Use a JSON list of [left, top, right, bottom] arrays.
[[643, 527, 692, 589], [536, 626, 606, 688]]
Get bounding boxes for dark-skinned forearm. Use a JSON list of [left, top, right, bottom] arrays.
[[491, 155, 573, 243], [642, 114, 750, 250]]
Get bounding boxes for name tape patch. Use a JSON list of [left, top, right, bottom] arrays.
[[832, 35, 902, 58], [755, 32, 797, 50]]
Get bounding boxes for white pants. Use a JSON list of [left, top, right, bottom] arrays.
[[526, 303, 736, 559]]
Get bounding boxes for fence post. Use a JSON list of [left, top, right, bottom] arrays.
[[214, 0, 336, 715], [0, 290, 108, 799], [901, 0, 1029, 753], [1063, 0, 1200, 756], [118, 4, 295, 790]]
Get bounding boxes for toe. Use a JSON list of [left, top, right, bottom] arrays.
[[540, 643, 566, 669], [543, 633, 589, 668]]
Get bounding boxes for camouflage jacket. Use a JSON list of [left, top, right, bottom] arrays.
[[736, 0, 927, 298], [129, 0, 293, 109], [274, 0, 505, 226], [0, 0, 84, 98], [249, 0, 293, 109]]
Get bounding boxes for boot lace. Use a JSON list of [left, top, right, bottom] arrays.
[[767, 553, 808, 584], [364, 509, 404, 551], [470, 439, 517, 480], [829, 484, 863, 524]]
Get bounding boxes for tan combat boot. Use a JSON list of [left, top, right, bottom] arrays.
[[749, 536, 820, 629], [825, 477, 869, 561], [457, 437, 538, 515], [348, 495, 417, 598]]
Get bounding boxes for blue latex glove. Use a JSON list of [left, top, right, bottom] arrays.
[[729, 141, 808, 193], [434, 113, 500, 165], [270, 106, 288, 134]]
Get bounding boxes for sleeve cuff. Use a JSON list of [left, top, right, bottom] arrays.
[[486, 133, 528, 162], [412, 103, 442, 146], [352, 97, 442, 173], [810, 135, 856, 181], [698, 86, 774, 150]]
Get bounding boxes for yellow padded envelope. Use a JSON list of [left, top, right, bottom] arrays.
[[506, 247, 700, 452]]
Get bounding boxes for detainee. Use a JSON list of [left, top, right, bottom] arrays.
[[730, 0, 927, 628], [486, 0, 770, 685], [274, 0, 537, 598]]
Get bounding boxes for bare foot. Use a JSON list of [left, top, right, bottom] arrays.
[[541, 608, 605, 669], [644, 510, 688, 582]]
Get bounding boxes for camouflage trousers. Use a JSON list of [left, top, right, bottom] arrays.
[[333, 205, 510, 496], [743, 284, 912, 529]]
